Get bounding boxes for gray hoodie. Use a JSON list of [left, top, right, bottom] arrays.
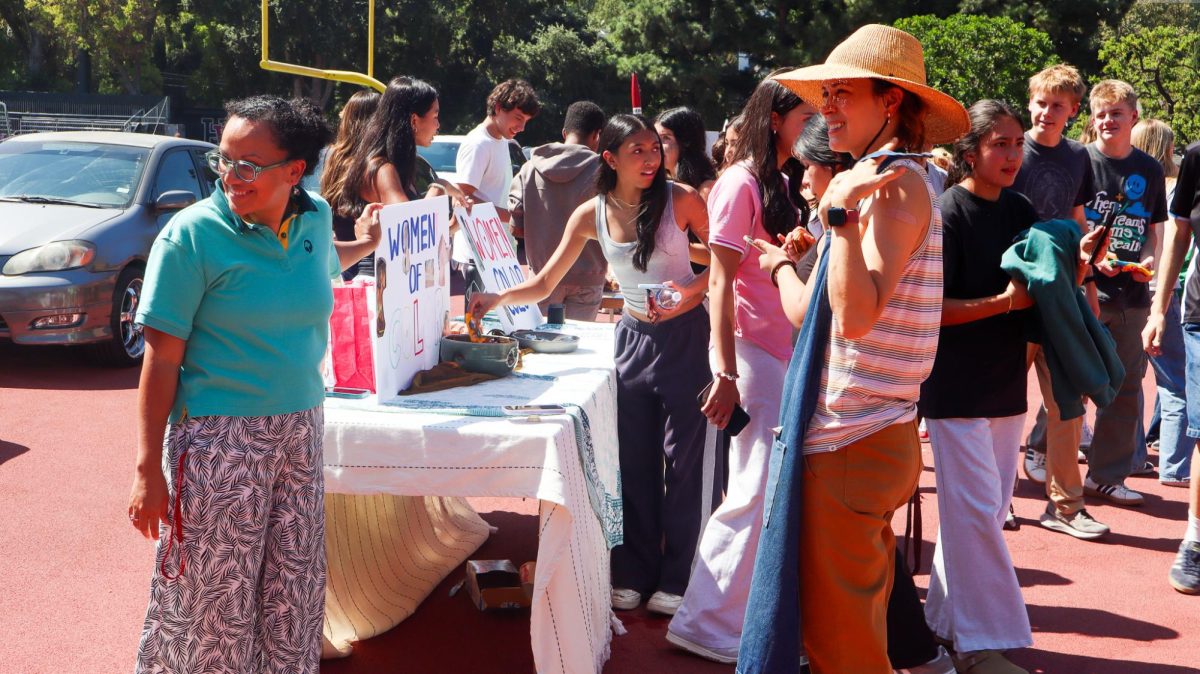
[[509, 143, 607, 286]]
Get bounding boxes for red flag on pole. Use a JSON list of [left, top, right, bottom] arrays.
[[631, 73, 642, 115]]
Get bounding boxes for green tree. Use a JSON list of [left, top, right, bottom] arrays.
[[1098, 25, 1200, 145], [956, 0, 1134, 76], [486, 24, 622, 142], [895, 14, 1058, 110], [589, 0, 774, 126], [29, 0, 161, 94], [0, 0, 69, 90]]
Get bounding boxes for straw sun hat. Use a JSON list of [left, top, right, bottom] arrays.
[[773, 24, 969, 145]]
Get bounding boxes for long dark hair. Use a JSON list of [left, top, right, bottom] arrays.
[[656, 107, 716, 190], [728, 78, 806, 240], [948, 99, 1025, 185], [595, 114, 669, 272], [321, 90, 380, 218], [347, 76, 438, 202]]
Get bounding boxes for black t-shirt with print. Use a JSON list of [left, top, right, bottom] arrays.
[[1171, 142, 1200, 323], [1085, 145, 1168, 309], [919, 186, 1037, 420], [1011, 134, 1096, 222]]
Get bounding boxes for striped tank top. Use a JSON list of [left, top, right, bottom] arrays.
[[802, 159, 943, 454]]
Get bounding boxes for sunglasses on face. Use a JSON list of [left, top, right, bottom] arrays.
[[206, 150, 294, 183]]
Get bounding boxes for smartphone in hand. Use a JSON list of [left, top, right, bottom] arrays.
[[743, 234, 767, 252], [697, 380, 751, 436]]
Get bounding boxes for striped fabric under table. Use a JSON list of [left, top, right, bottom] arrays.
[[321, 493, 492, 658]]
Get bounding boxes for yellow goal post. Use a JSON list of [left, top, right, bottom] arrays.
[[259, 0, 386, 92]]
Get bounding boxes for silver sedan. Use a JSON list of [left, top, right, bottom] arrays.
[[0, 132, 216, 366]]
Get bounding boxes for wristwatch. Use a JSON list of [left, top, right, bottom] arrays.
[[827, 207, 860, 228]]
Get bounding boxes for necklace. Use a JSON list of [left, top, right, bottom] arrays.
[[606, 193, 640, 210], [604, 194, 640, 235]]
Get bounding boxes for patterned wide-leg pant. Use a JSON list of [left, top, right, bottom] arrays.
[[135, 407, 326, 674]]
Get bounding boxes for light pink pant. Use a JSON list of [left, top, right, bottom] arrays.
[[669, 337, 786, 655]]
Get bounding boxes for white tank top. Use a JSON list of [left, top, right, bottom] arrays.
[[594, 185, 696, 315]]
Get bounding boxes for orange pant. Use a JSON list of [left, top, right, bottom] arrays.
[[799, 421, 923, 674]]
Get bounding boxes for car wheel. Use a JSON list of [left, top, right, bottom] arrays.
[[87, 265, 145, 367]]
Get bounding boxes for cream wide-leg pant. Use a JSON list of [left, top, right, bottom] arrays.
[[925, 415, 1033, 653], [669, 337, 786, 656]]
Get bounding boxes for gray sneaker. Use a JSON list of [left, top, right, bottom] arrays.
[[1169, 541, 1200, 595], [1038, 504, 1110, 540]]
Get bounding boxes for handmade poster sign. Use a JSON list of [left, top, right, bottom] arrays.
[[373, 195, 452, 401], [455, 202, 541, 332]]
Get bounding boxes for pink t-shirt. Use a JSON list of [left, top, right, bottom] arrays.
[[707, 163, 794, 361]]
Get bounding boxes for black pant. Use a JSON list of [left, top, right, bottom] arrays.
[[610, 307, 718, 596], [887, 545, 941, 668]]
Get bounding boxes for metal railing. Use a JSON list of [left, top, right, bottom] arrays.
[[3, 97, 171, 136]]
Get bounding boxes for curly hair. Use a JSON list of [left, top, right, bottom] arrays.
[[487, 79, 541, 118], [223, 96, 333, 176]]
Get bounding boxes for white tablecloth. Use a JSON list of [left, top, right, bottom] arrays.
[[322, 321, 621, 674]]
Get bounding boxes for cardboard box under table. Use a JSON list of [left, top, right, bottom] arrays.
[[321, 321, 622, 674]]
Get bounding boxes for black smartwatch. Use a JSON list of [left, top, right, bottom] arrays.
[[827, 207, 860, 228]]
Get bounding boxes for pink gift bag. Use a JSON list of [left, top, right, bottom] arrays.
[[328, 284, 376, 392]]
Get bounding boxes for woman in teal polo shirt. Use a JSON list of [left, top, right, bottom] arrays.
[[126, 96, 381, 673]]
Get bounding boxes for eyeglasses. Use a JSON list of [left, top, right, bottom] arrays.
[[205, 150, 294, 183]]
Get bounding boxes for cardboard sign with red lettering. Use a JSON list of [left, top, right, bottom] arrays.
[[373, 195, 452, 401], [455, 203, 541, 332]]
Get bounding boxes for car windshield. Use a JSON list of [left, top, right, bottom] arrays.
[[0, 140, 149, 208], [417, 141, 461, 175]]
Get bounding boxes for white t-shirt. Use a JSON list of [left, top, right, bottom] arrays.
[[453, 123, 514, 263]]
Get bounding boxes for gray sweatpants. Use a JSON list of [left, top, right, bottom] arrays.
[[1090, 304, 1150, 485], [610, 306, 722, 596]]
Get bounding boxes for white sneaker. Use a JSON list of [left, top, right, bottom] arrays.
[[1077, 449, 1088, 464], [1023, 447, 1046, 484], [894, 646, 955, 674], [646, 590, 683, 615], [666, 630, 738, 664], [611, 587, 641, 610], [1084, 476, 1144, 506]]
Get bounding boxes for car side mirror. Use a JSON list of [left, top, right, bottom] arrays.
[[155, 190, 196, 212]]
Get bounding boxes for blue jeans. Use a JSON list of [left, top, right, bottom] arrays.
[[1143, 294, 1193, 482]]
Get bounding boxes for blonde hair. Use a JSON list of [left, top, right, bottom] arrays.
[[1029, 64, 1087, 104], [1089, 79, 1139, 112], [1078, 118, 1097, 144], [1132, 119, 1178, 178]]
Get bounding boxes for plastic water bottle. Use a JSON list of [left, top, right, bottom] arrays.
[[637, 283, 682, 310]]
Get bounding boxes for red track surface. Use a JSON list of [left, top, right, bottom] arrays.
[[1, 340, 1197, 674]]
